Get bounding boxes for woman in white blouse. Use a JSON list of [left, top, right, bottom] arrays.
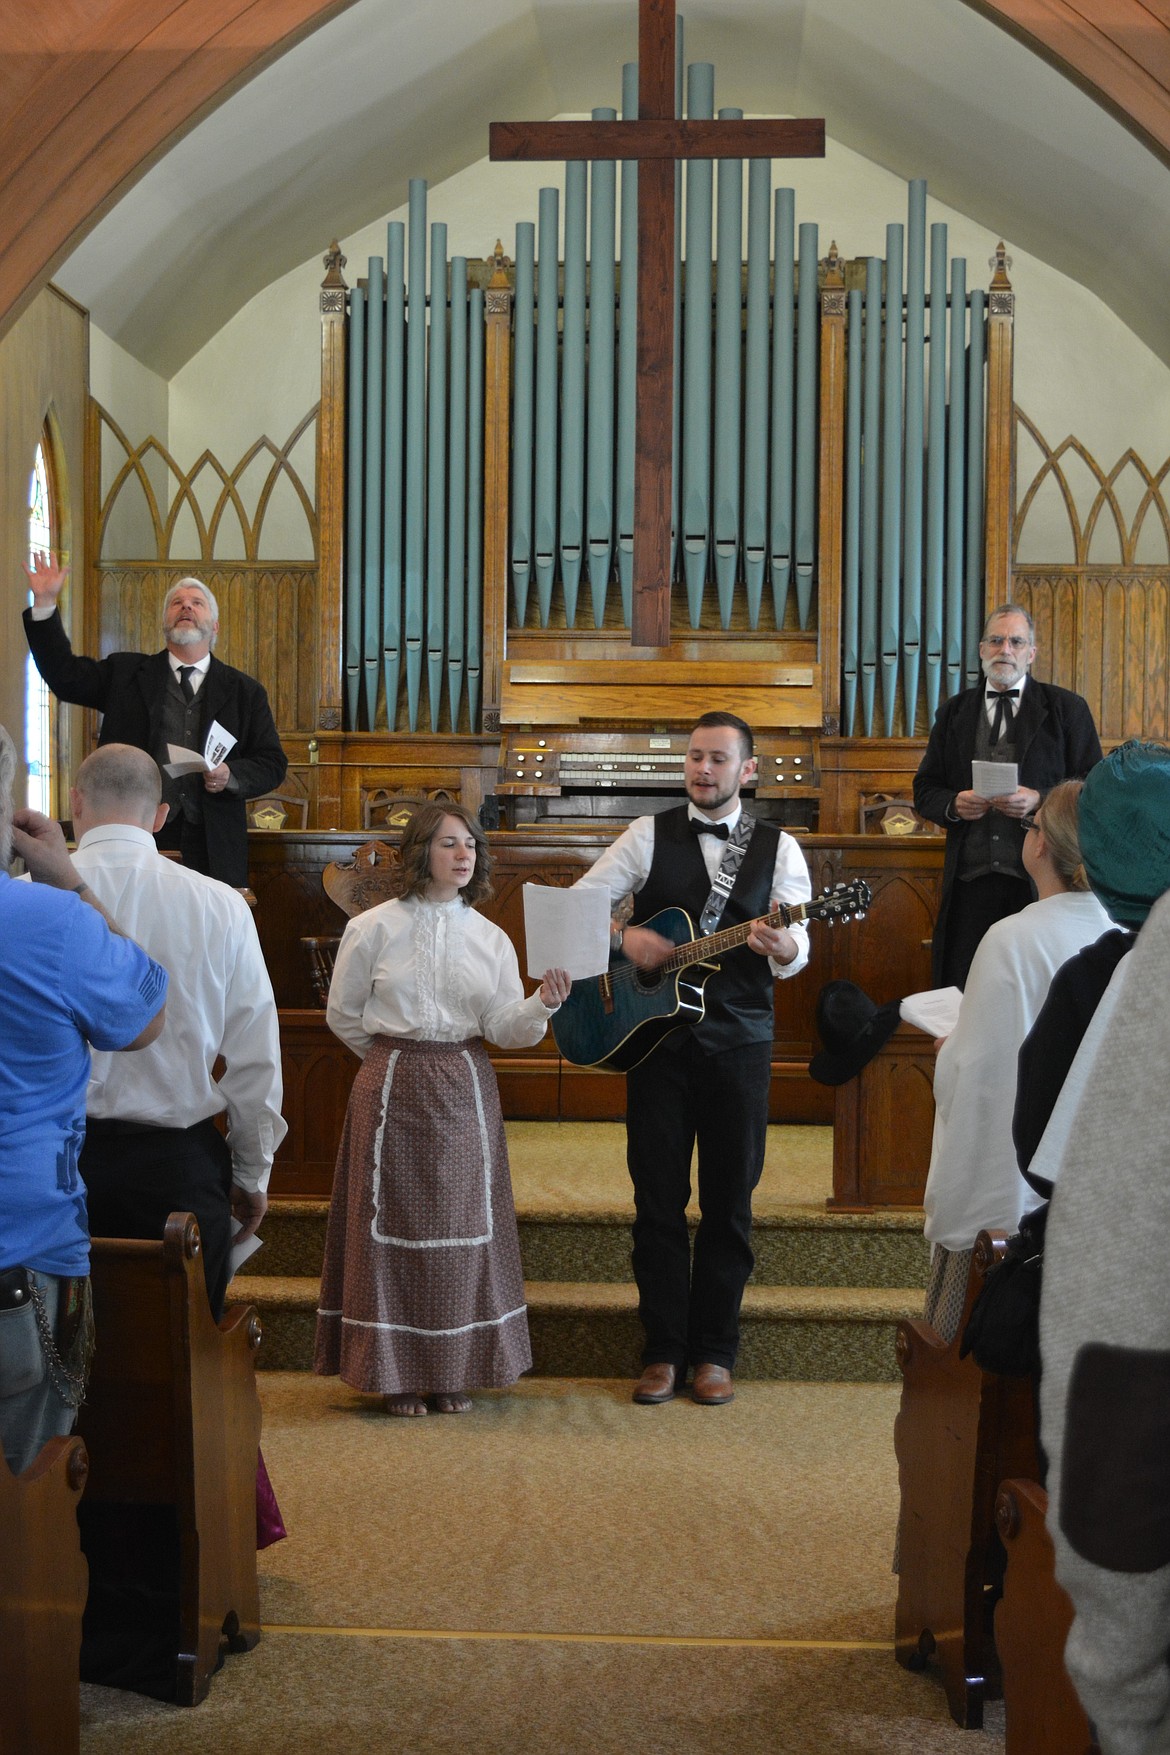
[[314, 803, 569, 1416], [921, 779, 1111, 1343]]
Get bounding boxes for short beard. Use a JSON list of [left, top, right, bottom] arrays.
[[166, 622, 211, 648]]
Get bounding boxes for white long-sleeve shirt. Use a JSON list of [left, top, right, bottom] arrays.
[[572, 802, 811, 978], [72, 823, 286, 1194], [326, 893, 555, 1060]]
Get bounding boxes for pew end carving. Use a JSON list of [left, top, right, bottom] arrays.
[[77, 1212, 263, 1707], [0, 1433, 89, 1755], [894, 1231, 1042, 1729]]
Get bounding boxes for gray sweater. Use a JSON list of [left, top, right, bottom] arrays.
[[1040, 886, 1170, 1755]]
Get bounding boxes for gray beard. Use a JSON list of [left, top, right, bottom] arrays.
[[166, 624, 209, 649]]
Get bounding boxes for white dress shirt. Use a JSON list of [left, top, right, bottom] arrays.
[[573, 802, 811, 978], [168, 650, 211, 693], [73, 824, 286, 1194], [326, 894, 555, 1061]]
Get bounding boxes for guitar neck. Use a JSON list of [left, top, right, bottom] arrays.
[[664, 899, 815, 973]]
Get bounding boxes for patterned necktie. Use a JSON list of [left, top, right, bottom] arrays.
[[178, 665, 196, 703], [988, 688, 1019, 743], [689, 818, 730, 840]]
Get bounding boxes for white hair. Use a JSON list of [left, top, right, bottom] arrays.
[[162, 576, 219, 637]]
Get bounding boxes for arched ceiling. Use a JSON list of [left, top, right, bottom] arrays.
[[23, 0, 1170, 373]]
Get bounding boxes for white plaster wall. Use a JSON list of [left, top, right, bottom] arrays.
[[132, 129, 1170, 565], [89, 327, 171, 561]]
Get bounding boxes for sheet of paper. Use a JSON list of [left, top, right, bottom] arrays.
[[203, 720, 237, 769], [522, 882, 611, 981], [899, 986, 963, 1039], [971, 760, 1018, 799], [228, 1218, 264, 1283], [164, 742, 209, 777]]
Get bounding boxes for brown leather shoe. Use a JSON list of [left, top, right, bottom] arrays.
[[632, 1363, 678, 1404], [691, 1363, 735, 1405]]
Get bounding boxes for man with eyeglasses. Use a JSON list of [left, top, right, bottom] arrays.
[[914, 604, 1102, 988]]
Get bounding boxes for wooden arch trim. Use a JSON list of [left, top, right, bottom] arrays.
[[0, 0, 353, 342]]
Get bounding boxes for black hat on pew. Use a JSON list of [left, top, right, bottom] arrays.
[[808, 981, 902, 1086]]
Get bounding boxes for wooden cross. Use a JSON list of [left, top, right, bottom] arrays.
[[490, 0, 824, 648]]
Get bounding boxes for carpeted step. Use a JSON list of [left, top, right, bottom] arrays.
[[233, 1274, 920, 1383], [248, 1199, 930, 1291]]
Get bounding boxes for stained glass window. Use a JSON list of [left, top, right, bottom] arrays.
[[26, 441, 55, 815]]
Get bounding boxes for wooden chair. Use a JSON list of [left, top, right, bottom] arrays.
[[301, 837, 403, 1005], [995, 1478, 1101, 1755], [894, 1231, 1042, 1729], [76, 1212, 263, 1706], [0, 1433, 89, 1755]]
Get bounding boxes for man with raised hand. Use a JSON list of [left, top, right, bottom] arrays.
[[21, 553, 286, 886]]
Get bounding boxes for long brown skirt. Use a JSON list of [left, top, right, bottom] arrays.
[[313, 1036, 532, 1395]]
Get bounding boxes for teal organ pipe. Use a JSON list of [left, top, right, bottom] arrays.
[[404, 179, 427, 730], [965, 288, 986, 687], [362, 254, 384, 731], [924, 221, 948, 724], [681, 60, 714, 625], [794, 220, 818, 628], [466, 289, 484, 730], [901, 179, 926, 731], [534, 186, 560, 625], [860, 257, 882, 736], [770, 188, 795, 626], [880, 222, 904, 737], [510, 222, 535, 625], [842, 284, 863, 737], [616, 61, 638, 625], [383, 222, 405, 731], [586, 108, 617, 626], [945, 257, 968, 701], [713, 109, 743, 628], [560, 160, 587, 627], [426, 223, 448, 732], [742, 160, 771, 627], [447, 256, 468, 730], [344, 283, 364, 731]]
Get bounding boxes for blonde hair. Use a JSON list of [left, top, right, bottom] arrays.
[[1036, 779, 1090, 892]]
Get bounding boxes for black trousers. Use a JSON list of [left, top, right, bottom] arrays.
[[81, 1118, 233, 1321], [625, 1033, 771, 1372], [154, 813, 211, 876], [941, 871, 1033, 990]]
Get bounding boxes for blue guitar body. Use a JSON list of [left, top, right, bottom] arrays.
[[551, 908, 717, 1072]]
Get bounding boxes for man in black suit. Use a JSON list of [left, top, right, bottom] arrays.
[[22, 554, 286, 887], [575, 712, 811, 1407], [914, 603, 1102, 989]]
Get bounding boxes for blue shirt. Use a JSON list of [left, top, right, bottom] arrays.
[[0, 873, 168, 1276]]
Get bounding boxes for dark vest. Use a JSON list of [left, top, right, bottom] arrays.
[[631, 806, 780, 1052], [958, 700, 1025, 883], [157, 670, 207, 825]]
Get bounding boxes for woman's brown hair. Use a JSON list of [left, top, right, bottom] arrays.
[[1036, 779, 1090, 892], [395, 800, 493, 907]]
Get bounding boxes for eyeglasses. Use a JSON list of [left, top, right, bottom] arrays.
[[1021, 813, 1039, 832], [981, 634, 1031, 651]]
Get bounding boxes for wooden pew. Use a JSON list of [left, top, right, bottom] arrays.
[[76, 1212, 263, 1706], [995, 1478, 1101, 1755], [0, 1432, 89, 1755], [894, 1231, 1042, 1729]]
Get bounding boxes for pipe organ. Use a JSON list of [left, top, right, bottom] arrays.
[[332, 64, 1013, 828]]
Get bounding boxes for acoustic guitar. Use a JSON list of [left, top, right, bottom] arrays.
[[550, 879, 872, 1072]]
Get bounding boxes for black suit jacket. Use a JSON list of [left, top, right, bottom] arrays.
[[913, 677, 1102, 985], [24, 607, 287, 887]]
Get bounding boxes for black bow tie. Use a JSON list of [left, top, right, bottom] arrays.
[[689, 818, 730, 840], [988, 688, 1019, 743]]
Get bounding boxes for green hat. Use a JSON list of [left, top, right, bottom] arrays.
[[1079, 740, 1170, 926]]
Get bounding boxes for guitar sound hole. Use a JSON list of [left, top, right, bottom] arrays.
[[634, 968, 666, 993]]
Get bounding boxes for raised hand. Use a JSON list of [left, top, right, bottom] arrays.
[[23, 551, 68, 609]]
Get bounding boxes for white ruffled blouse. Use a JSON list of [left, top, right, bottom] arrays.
[[326, 894, 554, 1059]]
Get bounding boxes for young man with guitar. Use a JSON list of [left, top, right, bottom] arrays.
[[573, 712, 811, 1407]]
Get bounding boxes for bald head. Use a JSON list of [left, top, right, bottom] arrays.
[[72, 745, 166, 837]]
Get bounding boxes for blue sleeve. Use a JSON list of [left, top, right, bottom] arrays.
[[65, 903, 168, 1049]]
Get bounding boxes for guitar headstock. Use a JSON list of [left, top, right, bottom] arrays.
[[806, 879, 871, 925]]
